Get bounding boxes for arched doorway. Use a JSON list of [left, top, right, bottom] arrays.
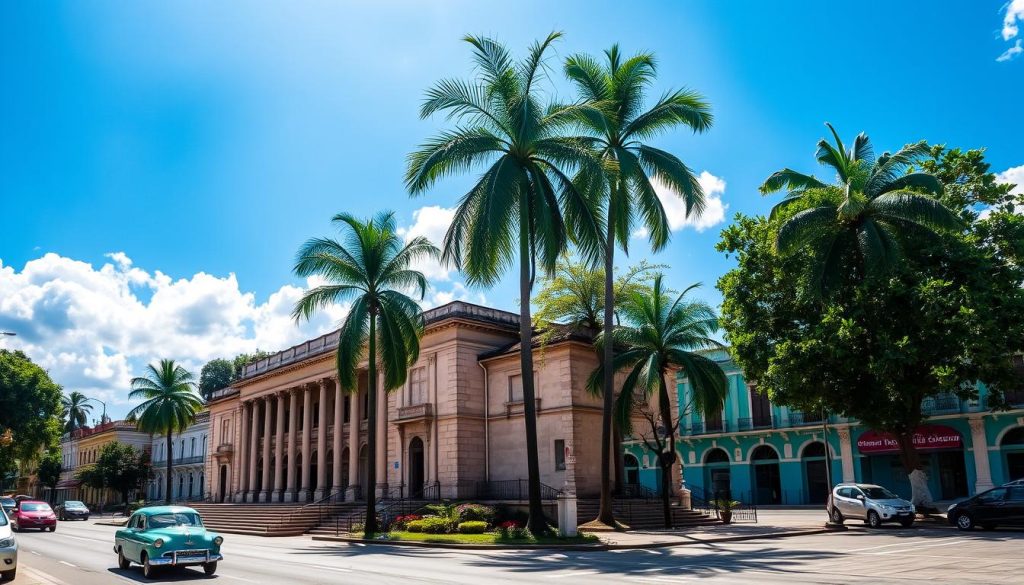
[[358, 445, 369, 498], [408, 437, 425, 498], [751, 445, 781, 505], [704, 448, 731, 499], [1003, 427, 1024, 482], [218, 465, 228, 502], [624, 454, 640, 487], [309, 451, 319, 494], [802, 442, 829, 504]]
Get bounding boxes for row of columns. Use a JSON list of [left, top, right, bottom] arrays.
[[234, 377, 380, 503]]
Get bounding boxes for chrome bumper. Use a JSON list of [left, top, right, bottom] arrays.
[[149, 551, 223, 566]]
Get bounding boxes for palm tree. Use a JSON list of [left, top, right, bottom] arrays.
[[563, 46, 713, 527], [760, 123, 962, 295], [128, 360, 204, 504], [593, 275, 727, 528], [405, 32, 603, 535], [292, 211, 437, 536], [62, 391, 93, 433]]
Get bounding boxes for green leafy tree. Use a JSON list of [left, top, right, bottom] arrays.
[[718, 146, 1024, 509], [76, 442, 151, 506], [591, 275, 727, 527], [232, 350, 271, 381], [127, 360, 204, 504], [36, 452, 62, 504], [760, 124, 961, 296], [563, 46, 713, 527], [406, 32, 602, 535], [0, 350, 63, 486], [199, 358, 234, 399], [292, 211, 437, 536], [62, 391, 94, 433]]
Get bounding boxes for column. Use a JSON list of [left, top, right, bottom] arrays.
[[346, 388, 361, 500], [837, 426, 855, 483], [260, 396, 273, 501], [247, 400, 259, 502], [285, 389, 299, 502], [315, 379, 329, 499], [272, 391, 286, 501], [332, 380, 344, 492], [969, 416, 995, 492], [236, 403, 249, 502], [375, 373, 388, 498], [300, 385, 312, 502]]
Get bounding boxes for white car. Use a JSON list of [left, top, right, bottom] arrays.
[[829, 483, 915, 528], [0, 508, 17, 582]]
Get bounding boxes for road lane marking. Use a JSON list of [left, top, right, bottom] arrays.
[[22, 565, 69, 585], [846, 541, 926, 553], [221, 575, 258, 582], [58, 560, 76, 567], [545, 570, 599, 578], [307, 563, 353, 572], [870, 539, 967, 555], [31, 550, 41, 555]]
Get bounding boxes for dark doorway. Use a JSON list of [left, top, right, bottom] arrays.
[[340, 448, 350, 490], [1008, 453, 1024, 482], [750, 388, 772, 428], [310, 452, 318, 494], [359, 445, 369, 498], [218, 465, 227, 502], [751, 445, 781, 505], [803, 442, 829, 505], [409, 437, 425, 498], [624, 454, 640, 487], [937, 451, 968, 500]]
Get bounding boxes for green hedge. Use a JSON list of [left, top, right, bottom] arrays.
[[457, 521, 488, 534], [407, 517, 451, 534]]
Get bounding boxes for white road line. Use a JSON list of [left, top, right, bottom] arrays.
[[30, 550, 41, 555], [58, 560, 76, 567], [221, 575, 258, 583], [307, 563, 353, 572], [846, 541, 925, 553], [545, 570, 599, 579], [870, 539, 967, 555], [22, 565, 70, 585]]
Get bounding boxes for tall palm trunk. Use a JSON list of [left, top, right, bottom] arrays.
[[364, 310, 379, 535], [596, 190, 617, 526], [519, 216, 546, 535], [165, 431, 173, 504], [657, 374, 675, 528]]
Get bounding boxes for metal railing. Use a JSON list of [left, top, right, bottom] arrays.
[[473, 479, 562, 501], [689, 485, 758, 523], [921, 394, 962, 414], [618, 483, 658, 500], [735, 417, 774, 431], [335, 482, 443, 535], [785, 412, 823, 426]]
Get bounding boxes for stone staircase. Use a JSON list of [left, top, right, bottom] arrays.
[[188, 502, 347, 537], [577, 499, 721, 530]]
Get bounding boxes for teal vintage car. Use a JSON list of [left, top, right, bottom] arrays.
[[113, 506, 223, 579]]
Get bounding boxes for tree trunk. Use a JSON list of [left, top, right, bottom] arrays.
[[596, 192, 618, 527], [657, 374, 676, 529], [165, 431, 173, 504], [518, 219, 547, 536], [364, 310, 379, 535], [896, 431, 936, 511]]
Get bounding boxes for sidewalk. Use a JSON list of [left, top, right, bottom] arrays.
[[592, 509, 833, 548]]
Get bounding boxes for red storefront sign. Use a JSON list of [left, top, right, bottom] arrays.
[[856, 425, 963, 454]]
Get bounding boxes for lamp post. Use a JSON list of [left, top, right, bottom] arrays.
[[85, 397, 108, 424]]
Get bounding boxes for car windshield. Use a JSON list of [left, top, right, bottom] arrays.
[[20, 503, 51, 512], [0, 512, 7, 526], [64, 501, 86, 509], [0, 498, 14, 507], [147, 512, 203, 529], [863, 487, 900, 499]]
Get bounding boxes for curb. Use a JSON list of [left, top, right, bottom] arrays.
[[311, 527, 831, 551]]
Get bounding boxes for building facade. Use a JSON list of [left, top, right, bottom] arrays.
[[205, 301, 608, 504], [625, 350, 1024, 505], [148, 411, 210, 502], [62, 421, 151, 506]]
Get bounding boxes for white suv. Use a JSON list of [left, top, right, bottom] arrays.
[[0, 508, 17, 581], [829, 483, 915, 528]]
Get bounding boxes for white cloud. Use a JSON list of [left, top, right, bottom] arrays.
[[997, 39, 1023, 62], [0, 253, 343, 416], [996, 164, 1024, 195], [397, 205, 455, 281], [632, 170, 729, 238], [1003, 0, 1024, 40]]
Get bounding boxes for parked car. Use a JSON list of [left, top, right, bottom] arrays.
[[947, 485, 1024, 530], [828, 483, 915, 528], [1003, 478, 1024, 487], [54, 501, 90, 521], [0, 505, 17, 582], [10, 501, 56, 532], [0, 499, 14, 519], [114, 506, 223, 579]]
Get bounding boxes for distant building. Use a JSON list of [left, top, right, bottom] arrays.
[[148, 411, 210, 501], [60, 420, 150, 506]]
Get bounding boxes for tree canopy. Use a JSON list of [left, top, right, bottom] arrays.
[[0, 350, 63, 481], [199, 358, 234, 399], [76, 442, 151, 506]]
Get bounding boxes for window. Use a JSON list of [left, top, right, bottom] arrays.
[[190, 437, 196, 456], [554, 439, 566, 471], [510, 374, 524, 403], [1008, 487, 1024, 502], [978, 488, 1008, 503], [221, 420, 230, 444], [409, 367, 427, 405], [313, 401, 320, 428], [362, 392, 369, 420], [343, 396, 350, 423], [750, 387, 772, 428]]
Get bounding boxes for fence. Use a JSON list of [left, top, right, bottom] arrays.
[[689, 484, 758, 523]]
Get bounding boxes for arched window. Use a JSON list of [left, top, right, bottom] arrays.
[[1003, 427, 1024, 446], [191, 437, 196, 456], [751, 445, 780, 461], [802, 442, 827, 458], [705, 448, 730, 464]]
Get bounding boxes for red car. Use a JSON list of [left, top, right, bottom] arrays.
[[11, 501, 56, 532]]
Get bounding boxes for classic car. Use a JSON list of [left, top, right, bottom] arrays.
[[114, 506, 223, 579]]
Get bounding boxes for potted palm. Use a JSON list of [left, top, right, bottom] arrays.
[[714, 499, 741, 525]]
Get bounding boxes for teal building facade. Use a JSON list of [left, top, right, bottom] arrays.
[[623, 350, 1024, 505]]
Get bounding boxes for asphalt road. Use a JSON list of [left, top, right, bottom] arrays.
[[10, 518, 1024, 584]]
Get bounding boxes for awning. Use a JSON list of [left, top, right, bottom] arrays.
[[55, 479, 82, 489]]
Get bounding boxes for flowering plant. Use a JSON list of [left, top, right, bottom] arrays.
[[391, 514, 422, 530]]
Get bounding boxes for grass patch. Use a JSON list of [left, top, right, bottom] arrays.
[[354, 531, 600, 545]]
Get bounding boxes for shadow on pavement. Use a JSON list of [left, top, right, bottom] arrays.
[[107, 566, 218, 582]]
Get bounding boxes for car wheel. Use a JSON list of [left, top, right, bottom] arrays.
[[830, 507, 844, 524], [203, 561, 218, 576], [955, 513, 975, 531], [118, 548, 131, 570], [142, 553, 156, 580], [1, 568, 16, 582], [899, 517, 914, 528], [48, 525, 56, 532], [83, 516, 89, 521], [867, 511, 882, 528]]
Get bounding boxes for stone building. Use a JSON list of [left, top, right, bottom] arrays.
[[205, 301, 608, 504], [59, 420, 151, 506], [148, 411, 210, 501]]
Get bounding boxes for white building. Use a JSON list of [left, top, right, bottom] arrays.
[[148, 411, 210, 502]]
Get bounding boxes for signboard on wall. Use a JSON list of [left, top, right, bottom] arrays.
[[856, 425, 962, 454]]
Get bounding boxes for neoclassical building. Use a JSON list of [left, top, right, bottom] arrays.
[[205, 301, 609, 504], [149, 411, 210, 502]]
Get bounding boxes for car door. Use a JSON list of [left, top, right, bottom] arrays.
[[1006, 487, 1024, 526], [123, 515, 143, 562], [837, 488, 859, 518], [973, 488, 1008, 524]]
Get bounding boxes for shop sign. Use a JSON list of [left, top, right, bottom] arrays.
[[856, 425, 962, 454]]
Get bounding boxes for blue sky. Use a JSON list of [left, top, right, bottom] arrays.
[[1, 1, 1022, 419]]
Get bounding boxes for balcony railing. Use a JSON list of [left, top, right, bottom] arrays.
[[215, 443, 233, 455], [736, 417, 774, 431], [785, 412, 823, 427], [921, 394, 962, 414], [151, 455, 205, 466], [396, 402, 433, 422]]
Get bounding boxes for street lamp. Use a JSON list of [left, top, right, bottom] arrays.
[[84, 397, 108, 424]]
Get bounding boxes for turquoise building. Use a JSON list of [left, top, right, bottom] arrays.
[[623, 350, 1024, 505]]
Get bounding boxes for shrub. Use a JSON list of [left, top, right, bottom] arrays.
[[494, 504, 529, 526], [392, 514, 422, 531], [407, 517, 451, 534], [496, 520, 526, 539], [350, 522, 365, 534], [456, 503, 495, 524], [457, 521, 488, 534]]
